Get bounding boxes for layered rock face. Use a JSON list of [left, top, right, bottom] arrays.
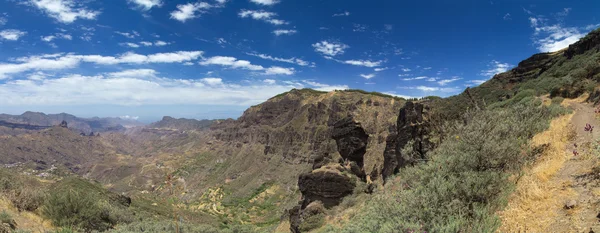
[[382, 101, 434, 181], [290, 117, 368, 233]]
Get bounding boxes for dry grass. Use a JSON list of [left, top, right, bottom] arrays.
[[498, 113, 574, 232], [0, 197, 53, 233]]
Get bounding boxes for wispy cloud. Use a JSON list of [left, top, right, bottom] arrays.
[[437, 77, 461, 86], [239, 10, 288, 25], [312, 40, 349, 57], [246, 53, 313, 67], [199, 56, 295, 75], [527, 8, 595, 52], [0, 29, 27, 41], [332, 11, 350, 17], [170, 2, 214, 22], [273, 29, 297, 36], [249, 0, 279, 6], [128, 0, 163, 11], [360, 73, 375, 79], [0, 51, 204, 79], [28, 0, 100, 24], [480, 60, 511, 77]]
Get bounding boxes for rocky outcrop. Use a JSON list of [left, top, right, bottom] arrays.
[[382, 101, 434, 182], [565, 28, 600, 59], [290, 163, 357, 233], [290, 117, 370, 232], [298, 166, 356, 208], [59, 120, 68, 128], [332, 117, 369, 168]]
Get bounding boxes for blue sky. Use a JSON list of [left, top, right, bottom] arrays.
[[0, 0, 598, 122]]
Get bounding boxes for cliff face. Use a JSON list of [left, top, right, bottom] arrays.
[[210, 89, 404, 179]]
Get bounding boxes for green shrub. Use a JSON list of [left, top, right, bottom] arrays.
[[106, 221, 251, 233], [551, 97, 564, 105], [42, 189, 113, 232], [299, 213, 325, 232], [0, 210, 16, 232], [340, 98, 565, 232]]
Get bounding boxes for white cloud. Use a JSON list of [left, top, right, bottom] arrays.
[[312, 41, 349, 57], [121, 42, 141, 48], [199, 56, 295, 75], [128, 0, 163, 11], [115, 31, 139, 38], [402, 68, 411, 72], [0, 29, 27, 41], [265, 66, 294, 75], [263, 79, 276, 84], [360, 74, 375, 79], [374, 67, 388, 72], [29, 0, 100, 24], [400, 86, 461, 93], [120, 115, 139, 120], [423, 67, 432, 70], [0, 51, 204, 79], [27, 71, 52, 80], [0, 16, 7, 26], [332, 11, 350, 17], [215, 0, 228, 4], [140, 41, 153, 46], [249, 0, 279, 6], [503, 13, 511, 20], [155, 40, 169, 46], [170, 2, 213, 22], [273, 29, 297, 36], [199, 56, 263, 71], [467, 80, 487, 85], [238, 10, 288, 25], [402, 76, 429, 81], [301, 80, 348, 92], [107, 69, 158, 78], [342, 59, 382, 67], [201, 77, 223, 85], [480, 60, 511, 77], [527, 9, 595, 52], [437, 77, 461, 86], [247, 53, 313, 67], [0, 74, 347, 106]]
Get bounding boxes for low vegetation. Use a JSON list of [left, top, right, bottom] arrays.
[[319, 97, 569, 232]]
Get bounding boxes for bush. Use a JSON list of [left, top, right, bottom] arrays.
[[340, 98, 565, 232], [299, 213, 325, 232], [0, 171, 46, 212], [0, 211, 17, 232], [106, 221, 252, 233], [8, 186, 46, 212], [42, 189, 113, 232]]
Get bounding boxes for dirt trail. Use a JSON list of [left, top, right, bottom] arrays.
[[499, 96, 600, 232], [547, 100, 600, 232]]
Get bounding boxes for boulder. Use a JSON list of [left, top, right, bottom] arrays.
[[59, 120, 68, 128]]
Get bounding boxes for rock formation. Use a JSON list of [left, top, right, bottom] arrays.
[[59, 120, 68, 128], [290, 117, 369, 232], [382, 101, 434, 182]]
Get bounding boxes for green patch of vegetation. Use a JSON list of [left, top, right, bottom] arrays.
[[299, 213, 325, 232], [331, 96, 567, 232], [0, 169, 46, 212], [337, 89, 405, 100], [271, 88, 328, 100]]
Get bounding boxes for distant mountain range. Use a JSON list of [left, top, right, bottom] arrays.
[[0, 112, 144, 134]]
